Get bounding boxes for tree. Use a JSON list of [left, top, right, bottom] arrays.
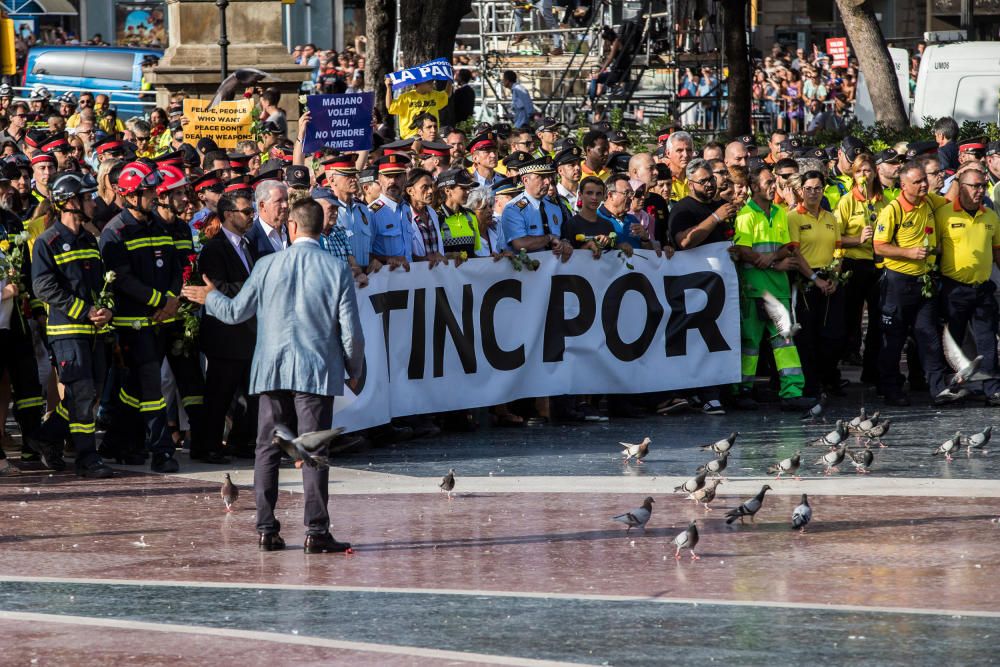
[[365, 0, 396, 120], [721, 0, 751, 136], [834, 0, 908, 129]]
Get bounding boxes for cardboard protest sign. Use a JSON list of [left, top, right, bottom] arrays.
[[182, 98, 254, 150]]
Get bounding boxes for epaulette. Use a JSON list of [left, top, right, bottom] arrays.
[[369, 201, 384, 213], [515, 199, 529, 210]]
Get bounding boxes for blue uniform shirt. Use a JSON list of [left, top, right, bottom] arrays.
[[500, 192, 563, 250], [369, 194, 413, 261], [335, 196, 373, 267]]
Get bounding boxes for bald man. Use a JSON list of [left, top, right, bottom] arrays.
[[724, 141, 749, 170]]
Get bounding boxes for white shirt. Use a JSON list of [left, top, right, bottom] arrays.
[[221, 226, 252, 273], [257, 217, 287, 252], [557, 183, 579, 212]]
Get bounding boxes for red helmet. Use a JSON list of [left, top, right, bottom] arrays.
[[117, 161, 162, 195], [156, 165, 188, 195]]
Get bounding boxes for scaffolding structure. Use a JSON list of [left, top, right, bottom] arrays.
[[457, 0, 728, 134]]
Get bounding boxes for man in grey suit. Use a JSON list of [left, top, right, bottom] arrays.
[[183, 198, 364, 553]]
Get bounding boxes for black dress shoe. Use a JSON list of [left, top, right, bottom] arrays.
[[259, 533, 286, 551], [151, 453, 179, 473], [304, 532, 352, 554], [192, 451, 231, 464], [76, 460, 115, 479], [25, 438, 66, 471]]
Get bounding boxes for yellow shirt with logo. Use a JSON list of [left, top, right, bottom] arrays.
[[873, 192, 947, 276], [835, 187, 887, 261], [935, 199, 1000, 284], [580, 161, 610, 182], [787, 205, 840, 269], [670, 175, 689, 202], [388, 89, 449, 139]]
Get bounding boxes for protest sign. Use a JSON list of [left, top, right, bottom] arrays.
[[182, 98, 254, 150], [387, 57, 454, 92], [332, 243, 741, 432], [826, 38, 849, 68], [303, 92, 374, 154]]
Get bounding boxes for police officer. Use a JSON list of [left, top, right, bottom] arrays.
[[500, 156, 571, 259], [824, 136, 865, 209], [554, 145, 582, 213], [533, 117, 562, 159], [935, 165, 1000, 405], [436, 169, 480, 257], [325, 154, 377, 271], [99, 160, 183, 472], [368, 154, 414, 268], [875, 149, 903, 201], [873, 161, 956, 407], [30, 172, 114, 478]]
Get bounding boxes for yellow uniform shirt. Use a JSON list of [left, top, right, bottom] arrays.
[[580, 161, 610, 181], [787, 204, 840, 269], [873, 192, 947, 276], [835, 187, 887, 261], [670, 175, 689, 202], [935, 198, 1000, 284], [388, 90, 449, 139]]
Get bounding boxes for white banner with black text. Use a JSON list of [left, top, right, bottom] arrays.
[[332, 242, 741, 432]]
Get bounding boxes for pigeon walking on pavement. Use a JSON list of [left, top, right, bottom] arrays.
[[932, 432, 962, 462], [725, 485, 771, 525], [272, 425, 342, 470], [768, 452, 801, 480], [687, 479, 723, 511], [439, 469, 456, 499], [849, 448, 874, 474], [221, 473, 239, 512], [700, 432, 738, 455], [801, 394, 827, 422], [791, 494, 812, 533], [812, 420, 847, 448], [612, 497, 655, 534], [620, 437, 651, 464], [672, 520, 700, 560], [847, 407, 867, 432], [696, 451, 729, 479], [815, 443, 847, 475], [863, 419, 892, 448], [964, 426, 992, 455], [855, 410, 880, 435], [674, 470, 708, 494]]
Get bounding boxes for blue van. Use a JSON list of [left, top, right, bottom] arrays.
[[23, 46, 163, 119]]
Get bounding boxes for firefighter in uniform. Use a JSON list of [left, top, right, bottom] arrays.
[[154, 165, 214, 460], [30, 172, 115, 478], [99, 160, 183, 472]]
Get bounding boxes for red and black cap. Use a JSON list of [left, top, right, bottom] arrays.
[[381, 138, 415, 155], [418, 141, 451, 159], [321, 153, 359, 175], [154, 150, 185, 168], [94, 135, 125, 156], [30, 152, 57, 166], [959, 136, 987, 155], [40, 132, 70, 153], [227, 152, 253, 168], [467, 131, 498, 153], [224, 174, 253, 193], [374, 153, 411, 174], [193, 170, 226, 193], [24, 129, 50, 149]]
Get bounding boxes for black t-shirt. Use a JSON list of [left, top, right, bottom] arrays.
[[668, 196, 730, 248], [562, 213, 615, 248]]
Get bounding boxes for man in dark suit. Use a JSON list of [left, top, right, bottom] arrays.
[[192, 192, 259, 462], [243, 180, 289, 257]]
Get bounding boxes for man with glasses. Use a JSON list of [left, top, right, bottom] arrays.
[[510, 128, 536, 156], [772, 158, 800, 207], [5, 102, 29, 144], [67, 93, 95, 129], [935, 165, 1000, 405], [534, 118, 561, 159], [501, 156, 571, 260], [875, 149, 903, 201], [599, 173, 647, 250], [873, 162, 957, 407]]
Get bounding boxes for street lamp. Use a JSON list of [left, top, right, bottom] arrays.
[[217, 0, 230, 79]]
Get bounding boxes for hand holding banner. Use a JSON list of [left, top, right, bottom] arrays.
[[303, 92, 375, 154], [182, 98, 254, 150], [386, 58, 454, 93]]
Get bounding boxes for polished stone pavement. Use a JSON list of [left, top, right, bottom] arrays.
[[2, 391, 1000, 665]]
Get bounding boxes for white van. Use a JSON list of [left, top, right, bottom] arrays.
[[911, 42, 1000, 124], [853, 47, 909, 127]]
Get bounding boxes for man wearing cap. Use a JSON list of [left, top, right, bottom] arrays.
[[191, 170, 225, 234], [468, 131, 502, 188], [873, 161, 957, 406], [326, 155, 376, 271], [436, 169, 480, 257], [554, 145, 583, 213], [934, 163, 1000, 405], [941, 138, 990, 200], [246, 180, 289, 257], [500, 157, 571, 260], [418, 141, 451, 178], [824, 137, 864, 209], [580, 130, 611, 182], [607, 130, 629, 155], [369, 154, 415, 267], [876, 149, 903, 201], [358, 168, 381, 205], [666, 131, 695, 201], [483, 178, 520, 254], [534, 118, 562, 159]]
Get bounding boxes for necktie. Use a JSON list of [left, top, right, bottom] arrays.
[[538, 200, 552, 236], [239, 237, 254, 270]]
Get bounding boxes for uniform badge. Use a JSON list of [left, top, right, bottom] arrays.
[[370, 202, 384, 213], [156, 259, 164, 268], [515, 199, 528, 210], [386, 223, 394, 229], [62, 243, 71, 251]]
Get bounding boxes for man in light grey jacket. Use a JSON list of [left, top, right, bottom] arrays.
[[183, 198, 364, 553]]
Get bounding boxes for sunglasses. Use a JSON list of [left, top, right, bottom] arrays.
[[234, 207, 254, 216]]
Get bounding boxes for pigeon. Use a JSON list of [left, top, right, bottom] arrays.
[[439, 468, 456, 499], [932, 431, 962, 462], [687, 478, 723, 511], [271, 425, 343, 470], [206, 67, 270, 110], [696, 451, 729, 478], [620, 437, 651, 463], [800, 393, 827, 421], [964, 426, 992, 454], [791, 494, 812, 532], [856, 410, 880, 434], [812, 420, 847, 448], [612, 496, 654, 534], [221, 473, 239, 512], [761, 290, 801, 340], [862, 419, 892, 448], [942, 325, 997, 388], [674, 470, 708, 494], [847, 407, 867, 432], [700, 431, 738, 454], [725, 485, 771, 525], [672, 520, 700, 560], [815, 443, 847, 475], [849, 447, 874, 474], [768, 452, 801, 480]]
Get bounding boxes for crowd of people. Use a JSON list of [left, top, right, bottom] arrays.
[[0, 57, 998, 487]]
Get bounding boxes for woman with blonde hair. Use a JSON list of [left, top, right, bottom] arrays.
[[836, 152, 886, 385], [93, 159, 123, 230]]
